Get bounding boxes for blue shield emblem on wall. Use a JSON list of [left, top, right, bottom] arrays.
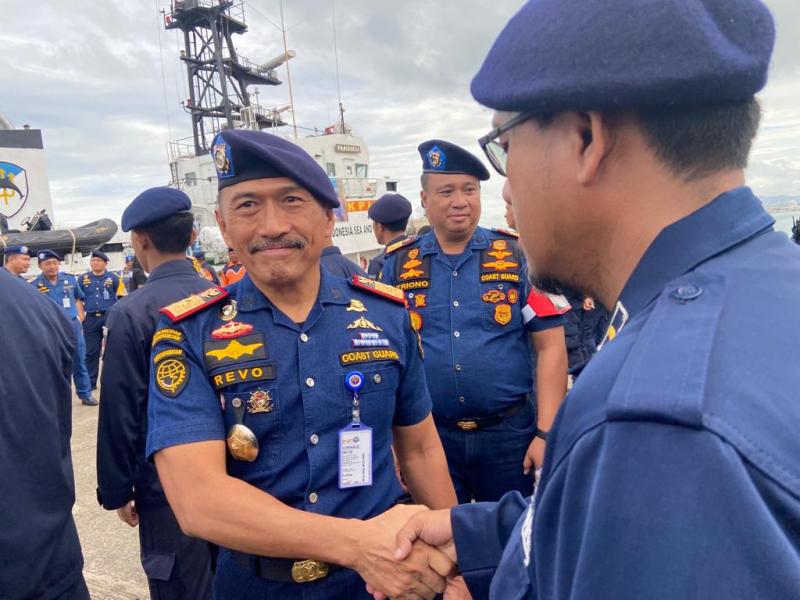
[[0, 161, 29, 219]]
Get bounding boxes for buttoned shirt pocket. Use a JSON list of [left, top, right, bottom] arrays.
[[480, 281, 523, 331], [340, 364, 400, 432], [220, 384, 281, 477]]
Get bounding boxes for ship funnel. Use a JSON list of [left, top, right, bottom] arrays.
[[257, 50, 296, 72]]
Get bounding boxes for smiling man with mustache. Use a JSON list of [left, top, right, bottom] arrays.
[[145, 129, 457, 600]]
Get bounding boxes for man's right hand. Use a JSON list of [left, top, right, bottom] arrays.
[[116, 500, 139, 527], [353, 504, 456, 600], [394, 508, 455, 563]]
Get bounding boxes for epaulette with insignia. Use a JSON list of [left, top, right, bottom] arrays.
[[160, 286, 229, 323], [385, 235, 417, 255], [350, 276, 407, 305], [491, 227, 519, 238]]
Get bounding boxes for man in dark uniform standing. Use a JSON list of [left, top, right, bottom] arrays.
[[96, 187, 214, 599], [0, 269, 89, 599], [320, 233, 368, 279], [389, 1, 800, 599], [367, 193, 413, 278], [78, 250, 120, 390], [2, 244, 31, 278]]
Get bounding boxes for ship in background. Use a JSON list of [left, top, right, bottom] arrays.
[[163, 0, 399, 264]]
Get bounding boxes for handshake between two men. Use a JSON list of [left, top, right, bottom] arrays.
[[359, 504, 464, 600]]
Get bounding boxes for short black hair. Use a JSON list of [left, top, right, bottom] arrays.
[[381, 217, 410, 233], [636, 99, 761, 180], [136, 211, 194, 254]]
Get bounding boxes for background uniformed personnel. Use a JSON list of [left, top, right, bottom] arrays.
[[78, 250, 120, 390], [2, 244, 31, 278], [367, 193, 413, 278]]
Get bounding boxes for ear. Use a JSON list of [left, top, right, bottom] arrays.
[[214, 208, 230, 243], [323, 207, 335, 238], [420, 189, 429, 210], [576, 111, 613, 185]]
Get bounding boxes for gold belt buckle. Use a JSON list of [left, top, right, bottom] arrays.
[[291, 559, 329, 583], [456, 420, 478, 431]]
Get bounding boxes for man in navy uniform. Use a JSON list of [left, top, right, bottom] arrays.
[[147, 129, 458, 599], [380, 140, 568, 504], [78, 250, 120, 389], [96, 187, 214, 599], [0, 269, 89, 599], [367, 193, 413, 278], [389, 1, 800, 599], [320, 232, 368, 279], [31, 249, 97, 406], [2, 244, 31, 278]]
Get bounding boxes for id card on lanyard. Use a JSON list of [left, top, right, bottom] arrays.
[[339, 371, 373, 489]]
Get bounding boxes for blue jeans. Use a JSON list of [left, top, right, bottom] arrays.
[[436, 399, 537, 503], [71, 319, 92, 398]]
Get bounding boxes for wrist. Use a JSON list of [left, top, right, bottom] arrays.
[[333, 518, 371, 570], [534, 427, 549, 441]]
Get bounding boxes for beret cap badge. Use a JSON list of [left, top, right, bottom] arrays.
[[213, 142, 234, 178], [427, 147, 445, 170]]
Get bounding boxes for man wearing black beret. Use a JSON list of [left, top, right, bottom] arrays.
[[390, 1, 800, 599], [367, 193, 413, 278]]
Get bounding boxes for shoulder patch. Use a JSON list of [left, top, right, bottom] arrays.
[[491, 227, 519, 238], [385, 235, 417, 255], [160, 286, 229, 323], [350, 276, 407, 305]]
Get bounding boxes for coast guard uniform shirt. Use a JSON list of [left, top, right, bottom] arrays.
[[380, 227, 563, 419], [32, 272, 85, 320], [78, 270, 120, 312], [145, 268, 431, 596], [450, 187, 800, 599]]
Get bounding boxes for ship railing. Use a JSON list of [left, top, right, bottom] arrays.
[[333, 178, 379, 199], [169, 0, 245, 24], [168, 137, 200, 164]]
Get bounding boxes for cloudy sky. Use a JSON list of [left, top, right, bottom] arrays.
[[2, 0, 799, 228]]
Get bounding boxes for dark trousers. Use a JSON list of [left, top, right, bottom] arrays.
[[436, 400, 537, 504], [82, 313, 106, 388], [138, 504, 214, 600], [52, 575, 90, 600]]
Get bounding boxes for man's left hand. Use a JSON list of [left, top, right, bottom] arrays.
[[523, 436, 546, 475]]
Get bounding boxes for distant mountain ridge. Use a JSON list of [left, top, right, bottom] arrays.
[[761, 195, 800, 207]]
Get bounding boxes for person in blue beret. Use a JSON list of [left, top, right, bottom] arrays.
[[77, 250, 121, 390], [97, 186, 215, 599], [31, 249, 98, 406], [191, 248, 222, 285], [380, 140, 568, 509], [146, 128, 458, 599], [384, 2, 800, 600], [367, 193, 413, 278], [2, 244, 31, 278]]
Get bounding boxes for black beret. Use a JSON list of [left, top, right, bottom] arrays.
[[418, 140, 490, 181], [471, 0, 775, 113], [368, 194, 413, 225], [91, 250, 109, 262], [211, 129, 340, 208], [121, 187, 192, 232]]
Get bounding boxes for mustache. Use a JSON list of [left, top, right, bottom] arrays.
[[248, 236, 306, 253]]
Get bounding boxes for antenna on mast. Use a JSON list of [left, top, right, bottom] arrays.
[[279, 0, 298, 140], [332, 0, 346, 134]]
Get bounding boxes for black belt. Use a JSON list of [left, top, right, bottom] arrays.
[[88, 311, 106, 317], [231, 551, 340, 583], [434, 398, 528, 431]]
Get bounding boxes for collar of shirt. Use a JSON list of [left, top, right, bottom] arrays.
[[618, 186, 774, 319], [234, 266, 350, 328], [146, 258, 201, 284], [418, 226, 491, 259], [321, 246, 342, 256], [385, 234, 408, 249]]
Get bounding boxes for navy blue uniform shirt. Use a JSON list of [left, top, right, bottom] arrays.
[[381, 227, 563, 419], [31, 272, 85, 320], [97, 259, 213, 510], [78, 270, 120, 312], [0, 270, 86, 598], [368, 234, 407, 278], [320, 245, 367, 280], [145, 268, 431, 591], [451, 187, 800, 599]]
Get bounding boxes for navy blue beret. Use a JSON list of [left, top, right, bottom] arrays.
[[211, 129, 340, 208], [4, 245, 29, 256], [472, 0, 775, 113], [91, 250, 109, 262], [192, 249, 206, 260], [121, 187, 192, 232], [37, 249, 61, 262], [418, 140, 490, 181], [368, 194, 413, 225]]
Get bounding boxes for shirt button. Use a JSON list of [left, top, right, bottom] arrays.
[[373, 373, 382, 384], [459, 396, 465, 403], [452, 271, 458, 277], [454, 331, 460, 338], [310, 434, 319, 445], [300, 332, 309, 343], [309, 492, 319, 504], [455, 364, 462, 372], [672, 284, 703, 301], [305, 377, 315, 388], [453, 300, 459, 308]]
